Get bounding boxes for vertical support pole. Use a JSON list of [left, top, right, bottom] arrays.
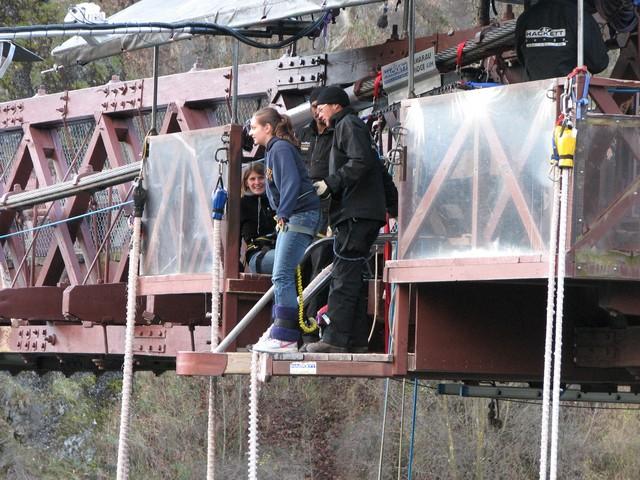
[[577, 0, 584, 68], [401, 0, 409, 39], [105, 187, 112, 283], [30, 204, 36, 286], [477, 0, 490, 26], [221, 126, 242, 347], [232, 40, 240, 124], [407, 0, 416, 99], [151, 45, 160, 133], [392, 284, 409, 376]]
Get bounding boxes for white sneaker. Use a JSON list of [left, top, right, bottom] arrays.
[[251, 337, 298, 353]]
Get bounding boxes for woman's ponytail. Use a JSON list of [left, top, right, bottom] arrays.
[[254, 107, 299, 147], [274, 115, 299, 147]]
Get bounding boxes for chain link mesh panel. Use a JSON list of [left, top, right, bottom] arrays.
[[0, 130, 23, 186], [118, 141, 136, 166], [88, 187, 129, 257], [131, 109, 167, 146], [1, 214, 54, 287], [213, 96, 268, 126], [55, 120, 96, 175]]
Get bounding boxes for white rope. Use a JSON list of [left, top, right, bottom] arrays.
[[368, 245, 379, 343], [116, 215, 142, 480], [247, 328, 270, 480], [247, 350, 260, 480], [549, 168, 571, 480], [539, 169, 561, 480], [206, 219, 223, 480]]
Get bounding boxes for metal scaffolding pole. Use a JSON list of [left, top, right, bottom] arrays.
[[151, 45, 159, 132], [232, 40, 240, 124], [407, 0, 416, 98], [577, 0, 584, 67]]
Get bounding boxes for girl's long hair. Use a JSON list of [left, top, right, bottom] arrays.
[[241, 162, 265, 197], [253, 107, 299, 147]]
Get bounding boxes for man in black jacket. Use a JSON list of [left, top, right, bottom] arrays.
[[515, 0, 608, 81], [298, 88, 333, 185], [307, 86, 388, 353]]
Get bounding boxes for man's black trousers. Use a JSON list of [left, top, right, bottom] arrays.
[[323, 218, 381, 348]]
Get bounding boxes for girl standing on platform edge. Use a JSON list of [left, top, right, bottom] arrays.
[[249, 107, 321, 353]]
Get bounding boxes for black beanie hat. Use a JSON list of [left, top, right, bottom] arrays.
[[316, 86, 350, 107], [309, 87, 326, 103]]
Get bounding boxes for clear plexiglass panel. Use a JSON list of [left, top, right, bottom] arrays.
[[398, 80, 557, 260], [573, 114, 640, 279], [141, 127, 228, 275]]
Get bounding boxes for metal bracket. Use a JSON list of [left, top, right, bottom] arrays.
[[14, 327, 55, 352], [100, 79, 144, 113], [276, 54, 327, 91], [133, 325, 167, 354], [0, 101, 24, 129]]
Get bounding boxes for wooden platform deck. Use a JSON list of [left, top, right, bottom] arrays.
[[176, 351, 395, 377]]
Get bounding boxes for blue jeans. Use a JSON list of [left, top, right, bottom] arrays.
[[248, 249, 275, 274], [271, 209, 321, 309]]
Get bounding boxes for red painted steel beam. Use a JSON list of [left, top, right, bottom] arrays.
[[575, 327, 640, 368], [145, 294, 208, 325], [411, 282, 640, 383], [3, 323, 196, 356], [598, 282, 640, 317], [0, 63, 278, 127], [0, 140, 31, 238], [27, 126, 86, 285], [62, 283, 143, 324], [0, 286, 64, 320]]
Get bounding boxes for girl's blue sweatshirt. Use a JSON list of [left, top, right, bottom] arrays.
[[264, 137, 319, 220]]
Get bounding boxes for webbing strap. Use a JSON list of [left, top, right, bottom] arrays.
[[282, 222, 316, 237]]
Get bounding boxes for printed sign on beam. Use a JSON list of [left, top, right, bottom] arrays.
[[381, 47, 440, 104]]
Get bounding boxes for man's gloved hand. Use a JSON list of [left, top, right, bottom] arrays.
[[313, 180, 331, 200]]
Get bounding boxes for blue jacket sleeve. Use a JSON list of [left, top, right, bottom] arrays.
[[272, 143, 301, 220]]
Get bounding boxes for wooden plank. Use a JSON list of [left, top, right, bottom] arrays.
[[352, 353, 393, 362], [176, 351, 396, 377], [225, 352, 253, 374], [138, 273, 211, 295]]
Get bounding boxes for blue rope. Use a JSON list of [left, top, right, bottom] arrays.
[[577, 73, 591, 120], [386, 241, 398, 352], [407, 377, 419, 479], [0, 200, 134, 241], [377, 377, 391, 480]]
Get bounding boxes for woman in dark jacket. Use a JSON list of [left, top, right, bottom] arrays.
[[240, 162, 277, 274]]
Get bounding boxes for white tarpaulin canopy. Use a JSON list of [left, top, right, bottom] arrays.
[[52, 0, 383, 65]]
